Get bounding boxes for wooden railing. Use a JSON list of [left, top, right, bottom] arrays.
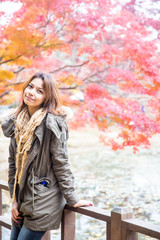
[[0, 180, 160, 240]]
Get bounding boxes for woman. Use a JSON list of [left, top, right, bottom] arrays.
[[2, 72, 92, 240]]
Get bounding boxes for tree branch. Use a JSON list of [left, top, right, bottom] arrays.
[[50, 61, 89, 74], [55, 21, 66, 35], [59, 85, 78, 90], [0, 54, 22, 65], [82, 67, 109, 82], [5, 81, 25, 87], [0, 90, 10, 99], [35, 18, 51, 30], [13, 67, 25, 74]]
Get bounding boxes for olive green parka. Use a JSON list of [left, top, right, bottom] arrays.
[[1, 113, 79, 231]]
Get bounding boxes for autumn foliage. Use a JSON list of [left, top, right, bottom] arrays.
[[0, 0, 160, 151]]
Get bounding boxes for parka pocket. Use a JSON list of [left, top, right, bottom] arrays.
[[20, 174, 64, 220], [30, 175, 64, 218], [31, 176, 52, 196]]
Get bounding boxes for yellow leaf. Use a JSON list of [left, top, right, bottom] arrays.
[[0, 69, 14, 82]]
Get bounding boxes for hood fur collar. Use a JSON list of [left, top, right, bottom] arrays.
[[1, 113, 65, 139]]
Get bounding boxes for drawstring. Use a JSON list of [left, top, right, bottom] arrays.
[[32, 168, 34, 208]]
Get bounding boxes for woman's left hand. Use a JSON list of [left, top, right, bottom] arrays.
[[72, 200, 93, 208]]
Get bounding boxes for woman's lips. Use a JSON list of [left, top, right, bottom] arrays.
[[25, 96, 34, 101]]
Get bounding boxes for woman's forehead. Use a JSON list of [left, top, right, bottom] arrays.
[[30, 78, 44, 88]]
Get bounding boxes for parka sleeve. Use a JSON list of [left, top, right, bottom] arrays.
[[8, 137, 16, 198], [1, 115, 16, 198], [49, 121, 80, 206]]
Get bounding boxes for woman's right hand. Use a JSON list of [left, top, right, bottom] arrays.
[[11, 201, 23, 223], [72, 200, 93, 208]]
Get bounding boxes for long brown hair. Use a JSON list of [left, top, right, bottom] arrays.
[[15, 72, 65, 118]]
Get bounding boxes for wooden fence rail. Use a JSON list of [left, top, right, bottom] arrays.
[[0, 181, 160, 240]]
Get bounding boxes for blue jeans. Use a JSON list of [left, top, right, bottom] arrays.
[[10, 225, 46, 240]]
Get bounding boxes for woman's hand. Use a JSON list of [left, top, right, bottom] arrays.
[[72, 200, 93, 208], [11, 201, 23, 223]]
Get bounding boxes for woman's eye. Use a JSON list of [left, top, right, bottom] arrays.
[[28, 84, 33, 89], [37, 90, 43, 94]]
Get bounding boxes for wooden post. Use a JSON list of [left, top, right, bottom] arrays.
[[122, 228, 138, 240], [111, 207, 138, 240], [107, 223, 111, 240], [61, 208, 75, 240], [0, 187, 2, 240], [42, 231, 50, 240]]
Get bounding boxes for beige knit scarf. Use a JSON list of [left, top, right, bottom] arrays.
[[13, 107, 47, 201]]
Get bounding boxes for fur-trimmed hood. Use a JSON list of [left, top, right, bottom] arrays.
[[1, 112, 67, 140]]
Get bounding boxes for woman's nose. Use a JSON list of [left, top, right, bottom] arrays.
[[28, 89, 34, 96]]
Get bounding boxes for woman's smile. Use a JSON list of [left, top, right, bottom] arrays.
[[25, 95, 35, 102]]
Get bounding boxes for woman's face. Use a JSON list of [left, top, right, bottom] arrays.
[[23, 78, 45, 110]]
